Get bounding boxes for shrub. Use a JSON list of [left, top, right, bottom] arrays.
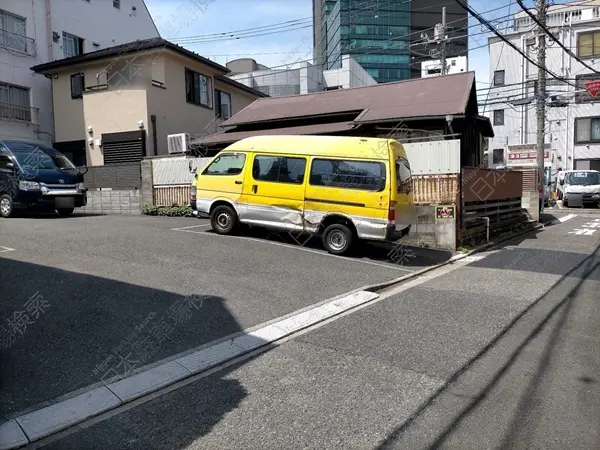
[[142, 204, 194, 217]]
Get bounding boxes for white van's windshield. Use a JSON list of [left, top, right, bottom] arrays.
[[566, 171, 600, 186]]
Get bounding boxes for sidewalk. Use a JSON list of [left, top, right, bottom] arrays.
[[36, 215, 600, 449]]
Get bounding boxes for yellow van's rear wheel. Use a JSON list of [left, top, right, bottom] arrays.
[[210, 205, 238, 235], [322, 224, 354, 255]]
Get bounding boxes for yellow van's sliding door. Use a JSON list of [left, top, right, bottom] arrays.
[[240, 153, 307, 231]]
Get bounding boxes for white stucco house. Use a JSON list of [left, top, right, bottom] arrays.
[[0, 0, 160, 147]]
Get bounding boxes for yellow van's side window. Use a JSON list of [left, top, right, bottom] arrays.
[[203, 153, 246, 176], [309, 158, 386, 192], [252, 155, 307, 184]]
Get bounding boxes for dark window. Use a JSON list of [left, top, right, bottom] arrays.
[[70, 73, 84, 99], [185, 69, 212, 108], [252, 155, 306, 184], [0, 154, 13, 169], [493, 70, 505, 86], [577, 30, 600, 58], [493, 110, 504, 126], [113, 0, 120, 9], [575, 116, 600, 144], [309, 158, 386, 192], [492, 148, 505, 164], [575, 74, 600, 103], [215, 89, 231, 118], [202, 153, 245, 175], [62, 32, 83, 57], [395, 158, 411, 193]]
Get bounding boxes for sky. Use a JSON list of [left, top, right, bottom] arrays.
[[144, 0, 527, 91]]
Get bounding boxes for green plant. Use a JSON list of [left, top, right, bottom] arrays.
[[142, 204, 194, 217]]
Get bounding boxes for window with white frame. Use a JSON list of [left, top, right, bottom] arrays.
[[492, 148, 505, 165], [575, 116, 600, 144], [0, 82, 31, 122], [0, 9, 27, 53], [62, 32, 83, 57], [215, 90, 231, 118]]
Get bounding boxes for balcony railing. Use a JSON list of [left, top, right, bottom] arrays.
[[0, 29, 36, 56], [0, 102, 39, 126]]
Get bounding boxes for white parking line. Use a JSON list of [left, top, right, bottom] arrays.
[[171, 228, 414, 272], [0, 246, 15, 253], [170, 223, 211, 231], [558, 214, 577, 222]]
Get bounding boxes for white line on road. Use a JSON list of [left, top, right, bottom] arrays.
[[0, 246, 15, 253], [170, 223, 211, 231], [558, 214, 577, 222], [172, 228, 414, 272]]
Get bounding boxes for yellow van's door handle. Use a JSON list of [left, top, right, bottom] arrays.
[[235, 180, 242, 185], [252, 184, 258, 194]]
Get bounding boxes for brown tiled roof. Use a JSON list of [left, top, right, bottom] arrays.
[[193, 122, 357, 146], [222, 72, 477, 127]]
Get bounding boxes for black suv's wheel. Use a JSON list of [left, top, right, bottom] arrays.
[[57, 207, 74, 217], [322, 223, 354, 255], [210, 205, 238, 235], [0, 194, 14, 218]]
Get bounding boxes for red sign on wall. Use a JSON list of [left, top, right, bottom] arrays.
[[508, 151, 550, 160], [584, 80, 600, 97]]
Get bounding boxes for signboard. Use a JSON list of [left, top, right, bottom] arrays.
[[506, 144, 551, 166], [435, 205, 455, 220], [584, 80, 600, 98]]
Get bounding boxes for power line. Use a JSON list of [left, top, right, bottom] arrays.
[[515, 0, 600, 75], [454, 0, 577, 88]]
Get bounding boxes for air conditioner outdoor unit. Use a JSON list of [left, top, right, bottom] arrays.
[[167, 133, 191, 154]]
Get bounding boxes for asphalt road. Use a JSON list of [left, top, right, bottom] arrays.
[[0, 214, 450, 418], [32, 214, 600, 449]]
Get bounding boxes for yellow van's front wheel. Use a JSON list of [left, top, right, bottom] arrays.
[[210, 204, 239, 235], [322, 224, 354, 255]]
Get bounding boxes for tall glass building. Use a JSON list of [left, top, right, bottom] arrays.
[[313, 0, 468, 84]]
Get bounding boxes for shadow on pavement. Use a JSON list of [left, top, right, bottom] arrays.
[[9, 210, 105, 219], [374, 242, 600, 449], [0, 256, 264, 446], [204, 226, 453, 269]]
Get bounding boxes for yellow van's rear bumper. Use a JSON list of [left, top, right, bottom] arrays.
[[385, 224, 411, 241]]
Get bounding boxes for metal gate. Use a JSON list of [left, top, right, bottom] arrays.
[[102, 130, 146, 165]]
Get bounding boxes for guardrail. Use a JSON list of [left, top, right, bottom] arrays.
[[0, 29, 36, 56], [0, 102, 39, 125]]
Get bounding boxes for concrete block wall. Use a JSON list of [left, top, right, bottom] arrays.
[[80, 189, 141, 215], [408, 205, 457, 250], [521, 191, 539, 222]]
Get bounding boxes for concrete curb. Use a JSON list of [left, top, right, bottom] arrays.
[[0, 291, 380, 450], [363, 222, 544, 294]]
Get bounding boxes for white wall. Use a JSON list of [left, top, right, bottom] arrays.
[[323, 54, 377, 89], [421, 56, 468, 78], [486, 1, 600, 171], [0, 0, 159, 146]]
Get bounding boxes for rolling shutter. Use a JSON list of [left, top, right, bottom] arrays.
[[101, 130, 146, 165]]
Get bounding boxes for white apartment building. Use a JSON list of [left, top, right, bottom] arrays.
[[486, 0, 600, 173], [227, 54, 377, 97], [0, 0, 159, 146]]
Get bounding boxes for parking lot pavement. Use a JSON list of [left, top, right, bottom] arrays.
[[34, 213, 600, 449], [0, 214, 447, 417]]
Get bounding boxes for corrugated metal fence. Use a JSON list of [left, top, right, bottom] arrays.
[[151, 157, 211, 206], [85, 162, 141, 189], [403, 139, 461, 175]]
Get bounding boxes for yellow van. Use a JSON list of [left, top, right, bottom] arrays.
[[190, 135, 415, 255]]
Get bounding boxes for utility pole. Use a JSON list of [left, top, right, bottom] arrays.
[[536, 0, 547, 215], [440, 7, 447, 75]]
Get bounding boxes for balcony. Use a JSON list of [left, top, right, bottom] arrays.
[[0, 29, 36, 56], [0, 102, 39, 127]]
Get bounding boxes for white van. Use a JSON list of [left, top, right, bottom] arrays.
[[557, 170, 600, 208]]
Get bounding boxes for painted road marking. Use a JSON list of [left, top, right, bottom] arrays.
[[558, 214, 577, 222], [171, 228, 415, 272], [568, 228, 596, 236], [170, 223, 211, 231], [1, 290, 380, 447], [462, 256, 486, 262], [583, 222, 600, 228], [0, 246, 15, 253]]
